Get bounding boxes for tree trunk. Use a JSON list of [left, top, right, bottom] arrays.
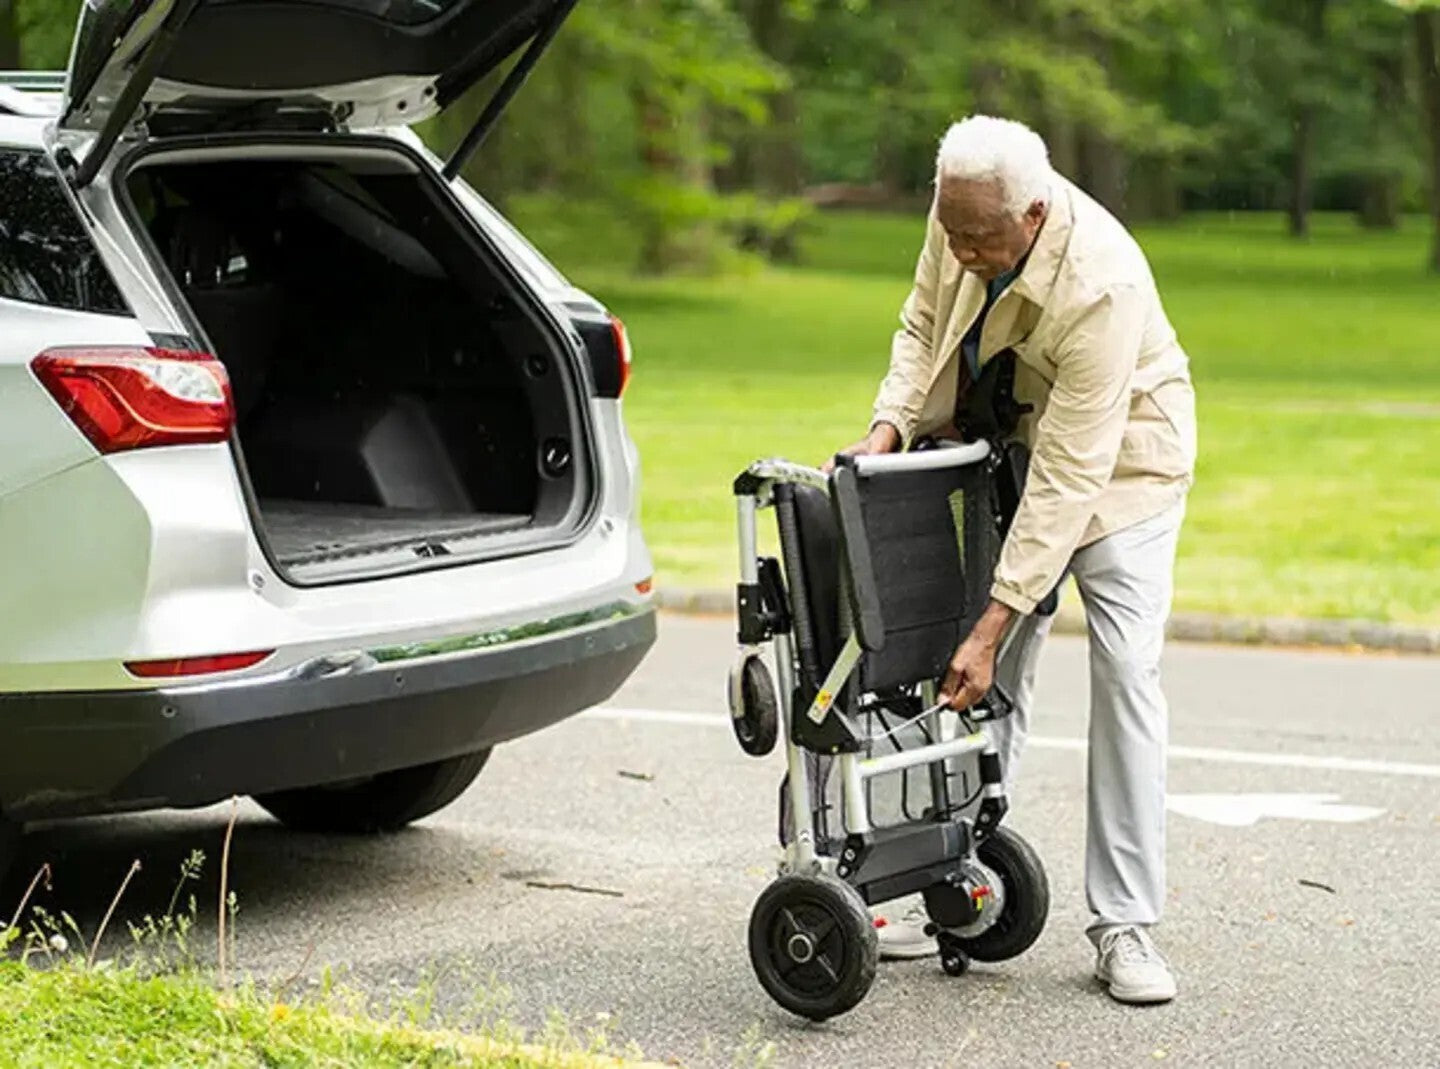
[[1288, 0, 1329, 239], [1128, 157, 1183, 222], [1078, 128, 1128, 221], [0, 0, 19, 69], [631, 84, 714, 274], [633, 84, 678, 274], [1359, 176, 1401, 230], [873, 96, 914, 194], [756, 87, 803, 196], [1044, 114, 1080, 181], [1072, 30, 1126, 220], [1288, 106, 1316, 238], [738, 0, 802, 197], [1417, 11, 1440, 273], [971, 63, 1004, 116], [872, 46, 912, 196], [551, 34, 590, 191], [1358, 45, 1405, 230]]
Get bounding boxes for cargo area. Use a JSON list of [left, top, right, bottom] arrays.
[[123, 144, 591, 583]]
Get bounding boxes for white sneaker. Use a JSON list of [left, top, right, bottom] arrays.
[[874, 900, 936, 961], [1094, 926, 1177, 1004]]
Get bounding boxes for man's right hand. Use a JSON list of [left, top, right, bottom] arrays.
[[822, 422, 901, 474]]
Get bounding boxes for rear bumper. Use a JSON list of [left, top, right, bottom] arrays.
[[0, 604, 655, 821]]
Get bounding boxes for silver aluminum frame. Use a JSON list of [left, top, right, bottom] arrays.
[[734, 446, 1004, 877]]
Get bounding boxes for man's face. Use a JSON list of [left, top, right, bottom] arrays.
[[935, 177, 1046, 281]]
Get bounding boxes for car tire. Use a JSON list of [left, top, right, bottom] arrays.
[[254, 749, 492, 834]]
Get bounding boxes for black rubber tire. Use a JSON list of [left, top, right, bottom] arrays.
[[748, 873, 878, 1022], [950, 825, 1049, 963], [939, 944, 970, 977], [730, 654, 779, 757], [254, 749, 492, 834]]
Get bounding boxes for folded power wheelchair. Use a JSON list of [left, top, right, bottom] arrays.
[[727, 380, 1052, 1021]]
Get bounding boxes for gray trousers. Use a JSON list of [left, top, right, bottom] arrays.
[[989, 499, 1186, 944]]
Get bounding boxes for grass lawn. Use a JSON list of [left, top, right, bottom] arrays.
[[0, 960, 648, 1069], [513, 205, 1440, 625]]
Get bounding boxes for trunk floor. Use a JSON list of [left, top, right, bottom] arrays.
[[260, 501, 531, 566]]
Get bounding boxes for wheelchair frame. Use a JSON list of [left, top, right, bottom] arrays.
[[732, 443, 1013, 901]]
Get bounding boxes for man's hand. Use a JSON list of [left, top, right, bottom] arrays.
[[822, 421, 901, 474], [939, 600, 1016, 711]]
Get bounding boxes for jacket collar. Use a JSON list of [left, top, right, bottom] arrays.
[[1010, 175, 1074, 308]]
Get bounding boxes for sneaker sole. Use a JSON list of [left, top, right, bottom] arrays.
[[1096, 974, 1176, 1005]]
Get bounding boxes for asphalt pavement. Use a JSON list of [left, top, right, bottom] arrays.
[[9, 613, 1440, 1069]]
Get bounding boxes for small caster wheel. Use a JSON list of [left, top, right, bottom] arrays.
[[949, 825, 1050, 962], [940, 948, 970, 977], [937, 932, 970, 977], [748, 873, 877, 1021], [727, 653, 778, 756]]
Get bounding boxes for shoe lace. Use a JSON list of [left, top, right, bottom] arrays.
[[1103, 927, 1160, 967]]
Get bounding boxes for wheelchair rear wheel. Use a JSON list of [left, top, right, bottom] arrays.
[[950, 826, 1049, 962]]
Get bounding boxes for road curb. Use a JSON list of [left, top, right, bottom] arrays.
[[653, 587, 1440, 655]]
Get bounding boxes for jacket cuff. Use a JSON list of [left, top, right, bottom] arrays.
[[990, 579, 1038, 616], [869, 412, 913, 447]]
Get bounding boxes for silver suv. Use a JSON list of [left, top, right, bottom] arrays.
[[0, 0, 655, 862]]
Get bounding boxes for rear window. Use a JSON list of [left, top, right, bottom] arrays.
[[0, 150, 128, 316]]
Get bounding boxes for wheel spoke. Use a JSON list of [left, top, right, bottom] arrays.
[[808, 915, 837, 946]]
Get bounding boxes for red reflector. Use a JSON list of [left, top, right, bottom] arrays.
[[125, 650, 274, 679], [635, 577, 653, 595], [31, 346, 234, 455], [609, 315, 632, 397]]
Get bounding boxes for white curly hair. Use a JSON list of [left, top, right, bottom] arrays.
[[935, 116, 1054, 216]]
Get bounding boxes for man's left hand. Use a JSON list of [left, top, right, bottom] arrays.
[[939, 600, 1016, 711]]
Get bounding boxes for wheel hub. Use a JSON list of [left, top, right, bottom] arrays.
[[924, 857, 1006, 937], [786, 932, 816, 963]]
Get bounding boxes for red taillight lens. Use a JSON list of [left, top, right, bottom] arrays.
[[125, 650, 274, 679], [609, 315, 632, 397], [31, 346, 234, 455]]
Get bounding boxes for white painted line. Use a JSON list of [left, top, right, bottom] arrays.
[[1165, 793, 1386, 827], [585, 706, 1440, 780]]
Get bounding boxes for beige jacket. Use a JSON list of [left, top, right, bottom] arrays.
[[871, 176, 1197, 615]]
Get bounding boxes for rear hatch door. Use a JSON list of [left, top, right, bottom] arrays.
[[58, 0, 577, 183]]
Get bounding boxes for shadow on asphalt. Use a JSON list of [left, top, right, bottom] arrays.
[[2, 810, 493, 943]]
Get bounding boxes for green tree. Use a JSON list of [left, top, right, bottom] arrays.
[[16, 0, 78, 68]]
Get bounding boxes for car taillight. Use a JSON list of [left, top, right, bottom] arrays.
[[125, 650, 274, 679], [572, 308, 633, 398], [610, 314, 633, 398], [31, 346, 234, 455]]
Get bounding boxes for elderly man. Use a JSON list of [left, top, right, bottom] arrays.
[[832, 115, 1197, 1004]]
